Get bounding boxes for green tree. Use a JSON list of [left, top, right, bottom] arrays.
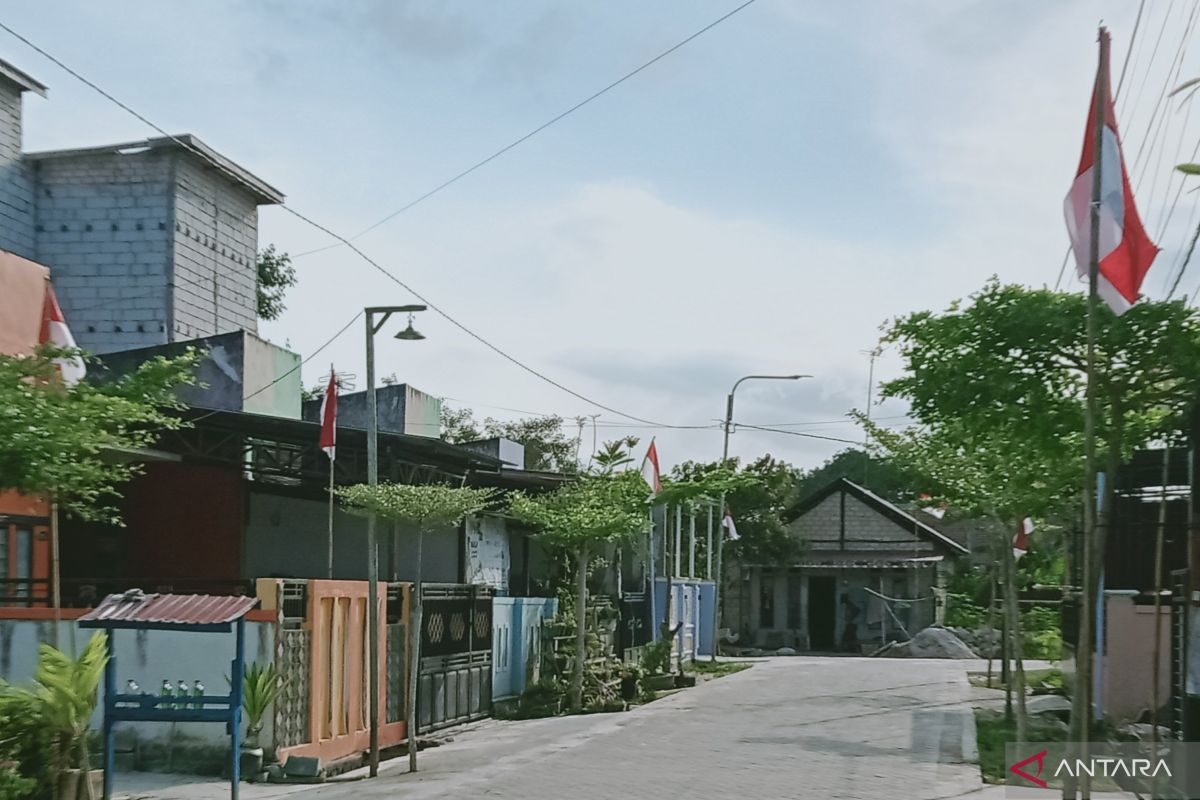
[[671, 456, 800, 565], [791, 448, 921, 508], [256, 244, 297, 321], [0, 347, 198, 522], [438, 405, 580, 472], [336, 482, 497, 771], [440, 404, 482, 444], [509, 471, 649, 712], [592, 437, 639, 474], [873, 278, 1200, 745]]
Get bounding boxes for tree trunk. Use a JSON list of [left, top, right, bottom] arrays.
[[1004, 530, 1028, 745], [571, 544, 589, 713], [985, 559, 998, 687]]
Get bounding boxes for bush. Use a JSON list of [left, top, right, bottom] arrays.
[[1022, 606, 1063, 660], [639, 630, 674, 676], [0, 690, 55, 800], [945, 593, 986, 629]]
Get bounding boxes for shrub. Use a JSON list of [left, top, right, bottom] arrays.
[[945, 593, 986, 629], [1022, 606, 1063, 660], [0, 690, 53, 800]]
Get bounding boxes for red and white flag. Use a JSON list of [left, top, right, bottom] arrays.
[[723, 507, 740, 541], [1013, 517, 1034, 560], [1064, 32, 1159, 315], [640, 438, 662, 497], [39, 283, 85, 386], [319, 367, 338, 461]]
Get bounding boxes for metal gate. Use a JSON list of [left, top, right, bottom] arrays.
[[1170, 569, 1200, 741], [417, 584, 493, 732]]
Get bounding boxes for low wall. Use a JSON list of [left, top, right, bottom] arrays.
[[1100, 593, 1171, 723], [493, 597, 556, 699], [0, 608, 276, 761]]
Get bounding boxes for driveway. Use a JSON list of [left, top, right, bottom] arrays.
[[288, 657, 982, 800]]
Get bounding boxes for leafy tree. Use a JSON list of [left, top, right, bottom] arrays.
[[671, 456, 800, 565], [440, 404, 483, 444], [872, 279, 1200, 745], [438, 405, 580, 472], [256, 244, 297, 321], [0, 347, 199, 522], [790, 448, 922, 508], [509, 471, 649, 712], [337, 482, 497, 771], [592, 437, 639, 474]]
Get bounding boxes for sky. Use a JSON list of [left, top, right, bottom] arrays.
[[7, 0, 1200, 472]]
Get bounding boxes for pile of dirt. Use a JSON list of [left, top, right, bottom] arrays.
[[871, 626, 977, 659]]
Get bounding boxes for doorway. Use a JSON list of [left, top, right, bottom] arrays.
[[808, 576, 836, 650]]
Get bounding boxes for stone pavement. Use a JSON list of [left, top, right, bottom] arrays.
[[118, 656, 997, 800]]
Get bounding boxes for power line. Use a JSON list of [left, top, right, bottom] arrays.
[[291, 0, 760, 257], [730, 422, 861, 445], [0, 20, 721, 430]]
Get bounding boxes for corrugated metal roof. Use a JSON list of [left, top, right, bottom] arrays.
[[79, 591, 258, 628]]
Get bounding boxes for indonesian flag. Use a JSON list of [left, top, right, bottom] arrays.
[[640, 438, 662, 497], [319, 367, 337, 461], [920, 493, 947, 520], [1064, 32, 1159, 315], [39, 283, 85, 386], [1013, 517, 1034, 560], [723, 507, 739, 541]]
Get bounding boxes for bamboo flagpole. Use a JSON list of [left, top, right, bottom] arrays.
[[319, 366, 339, 579]]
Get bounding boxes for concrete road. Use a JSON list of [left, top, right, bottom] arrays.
[[314, 656, 982, 800]]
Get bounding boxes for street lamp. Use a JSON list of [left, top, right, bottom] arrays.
[[711, 373, 811, 662], [364, 304, 426, 777]]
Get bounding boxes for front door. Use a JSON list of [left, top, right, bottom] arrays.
[[808, 576, 837, 651]]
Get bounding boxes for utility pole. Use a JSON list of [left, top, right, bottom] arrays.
[[712, 374, 810, 662], [364, 304, 426, 777], [861, 347, 881, 488]]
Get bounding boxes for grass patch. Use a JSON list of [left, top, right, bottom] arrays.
[[968, 667, 1063, 693], [690, 661, 752, 678], [975, 709, 1070, 784]]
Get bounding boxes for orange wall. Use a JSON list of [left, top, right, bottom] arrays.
[[0, 490, 48, 519]]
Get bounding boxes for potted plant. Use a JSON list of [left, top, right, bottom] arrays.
[[239, 662, 285, 779], [1, 633, 109, 800]]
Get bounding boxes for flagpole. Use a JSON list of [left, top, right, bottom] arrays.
[[327, 458, 335, 580], [1069, 26, 1109, 800]]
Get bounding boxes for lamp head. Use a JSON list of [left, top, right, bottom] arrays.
[[394, 313, 425, 341]]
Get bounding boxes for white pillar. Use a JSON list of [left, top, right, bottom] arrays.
[[706, 505, 714, 579], [674, 505, 682, 577]]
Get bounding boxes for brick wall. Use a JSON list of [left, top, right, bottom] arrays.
[[32, 150, 173, 354], [171, 155, 258, 340], [791, 490, 936, 554], [0, 79, 34, 258]]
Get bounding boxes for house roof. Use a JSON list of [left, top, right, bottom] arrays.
[[178, 407, 504, 472], [789, 477, 969, 556], [0, 58, 46, 97], [79, 591, 258, 631], [26, 134, 283, 205]]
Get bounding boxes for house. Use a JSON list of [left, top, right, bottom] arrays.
[[0, 56, 283, 356], [0, 249, 55, 605], [729, 477, 968, 652]]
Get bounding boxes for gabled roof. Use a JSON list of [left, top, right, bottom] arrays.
[[790, 477, 968, 555], [0, 58, 46, 97], [26, 134, 283, 205]]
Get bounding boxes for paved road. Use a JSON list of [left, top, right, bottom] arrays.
[[312, 657, 983, 800]]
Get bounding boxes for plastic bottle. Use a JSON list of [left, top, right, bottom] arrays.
[[177, 680, 189, 709], [160, 679, 173, 708], [192, 680, 205, 710], [125, 679, 139, 695]]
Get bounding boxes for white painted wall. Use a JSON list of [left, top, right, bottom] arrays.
[[465, 515, 509, 594]]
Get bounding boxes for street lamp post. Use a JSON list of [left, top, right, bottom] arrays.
[[711, 374, 810, 662], [364, 304, 426, 777]]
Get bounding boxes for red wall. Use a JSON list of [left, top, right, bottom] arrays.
[[125, 463, 243, 580]]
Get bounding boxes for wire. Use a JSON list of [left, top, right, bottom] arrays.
[[290, 0, 760, 256], [730, 422, 860, 445], [1114, 0, 1148, 104], [0, 20, 715, 430]]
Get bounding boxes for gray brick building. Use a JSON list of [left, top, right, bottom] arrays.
[[0, 58, 284, 354]]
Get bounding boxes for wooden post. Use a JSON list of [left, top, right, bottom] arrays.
[[706, 505, 714, 580]]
